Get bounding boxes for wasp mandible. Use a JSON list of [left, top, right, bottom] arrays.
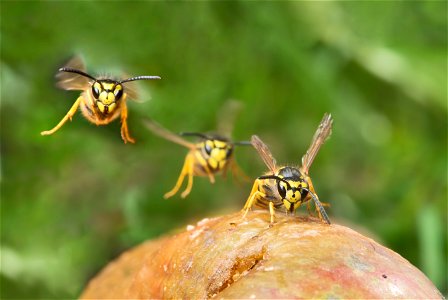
[[242, 113, 333, 224], [143, 118, 251, 199], [41, 56, 161, 143]]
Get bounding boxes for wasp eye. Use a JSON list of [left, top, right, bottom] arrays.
[[92, 82, 101, 99], [300, 189, 309, 200], [277, 181, 287, 199], [114, 85, 123, 100], [225, 146, 233, 159], [204, 142, 213, 155]]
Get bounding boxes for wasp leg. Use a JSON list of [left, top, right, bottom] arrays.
[[242, 180, 264, 218], [181, 158, 195, 198], [206, 172, 216, 184], [241, 191, 263, 219], [41, 96, 82, 136], [120, 96, 135, 144], [269, 201, 275, 224], [242, 180, 260, 211], [164, 153, 193, 199]]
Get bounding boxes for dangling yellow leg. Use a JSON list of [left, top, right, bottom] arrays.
[[164, 153, 193, 199], [120, 98, 135, 144], [181, 163, 194, 199], [41, 96, 82, 136]]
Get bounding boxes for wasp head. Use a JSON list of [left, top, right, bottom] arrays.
[[275, 167, 309, 212], [91, 80, 123, 115], [202, 138, 234, 171]]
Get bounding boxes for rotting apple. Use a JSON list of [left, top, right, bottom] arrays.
[[80, 211, 443, 299]]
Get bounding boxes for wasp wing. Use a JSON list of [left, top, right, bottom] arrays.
[[143, 119, 195, 149], [120, 73, 140, 101], [301, 113, 333, 175], [216, 99, 243, 138], [123, 83, 139, 100], [56, 56, 91, 91], [251, 135, 277, 173]]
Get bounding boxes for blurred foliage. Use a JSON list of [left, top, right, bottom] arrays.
[[1, 1, 446, 298]]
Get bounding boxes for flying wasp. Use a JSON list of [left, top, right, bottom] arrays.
[[143, 101, 251, 198], [242, 113, 333, 224], [41, 56, 161, 143]]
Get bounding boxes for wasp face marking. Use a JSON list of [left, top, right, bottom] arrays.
[[92, 80, 123, 115], [276, 167, 309, 211], [201, 139, 234, 171]]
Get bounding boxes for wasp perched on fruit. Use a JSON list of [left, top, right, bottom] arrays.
[[242, 113, 333, 224], [143, 101, 250, 198], [41, 56, 161, 143]]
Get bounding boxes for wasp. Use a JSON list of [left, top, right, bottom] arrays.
[[41, 56, 161, 143], [143, 104, 250, 198], [242, 113, 333, 224]]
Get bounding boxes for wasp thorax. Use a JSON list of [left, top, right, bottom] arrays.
[[202, 139, 233, 170], [277, 166, 301, 180]]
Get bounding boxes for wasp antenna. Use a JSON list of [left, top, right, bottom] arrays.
[[58, 68, 97, 81], [179, 132, 210, 139], [304, 189, 331, 224], [120, 75, 161, 84], [233, 141, 252, 146]]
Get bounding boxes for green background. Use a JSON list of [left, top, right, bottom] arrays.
[[1, 1, 446, 298]]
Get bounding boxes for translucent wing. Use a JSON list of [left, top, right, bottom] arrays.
[[120, 73, 139, 100], [143, 119, 195, 149], [251, 135, 277, 173], [301, 113, 333, 175], [121, 73, 161, 102], [216, 99, 243, 137], [124, 84, 139, 100], [56, 56, 91, 91]]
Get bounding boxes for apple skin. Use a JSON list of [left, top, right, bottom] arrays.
[[80, 211, 443, 299]]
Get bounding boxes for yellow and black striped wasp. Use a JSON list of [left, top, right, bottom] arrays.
[[41, 56, 160, 143], [242, 113, 333, 224], [143, 101, 250, 198]]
